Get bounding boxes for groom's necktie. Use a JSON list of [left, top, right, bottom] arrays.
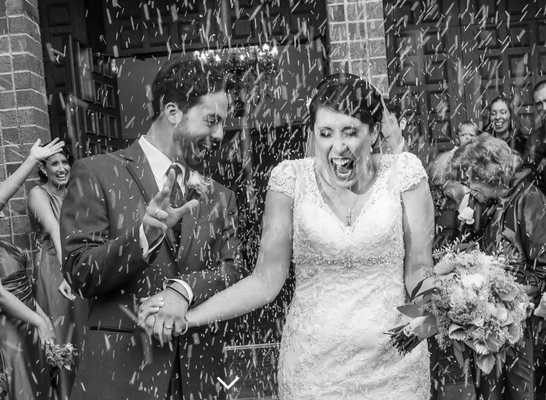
[[167, 164, 184, 243]]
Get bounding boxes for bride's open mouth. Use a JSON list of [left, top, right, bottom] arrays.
[[330, 157, 355, 180]]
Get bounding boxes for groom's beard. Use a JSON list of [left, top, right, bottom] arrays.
[[173, 116, 192, 164]]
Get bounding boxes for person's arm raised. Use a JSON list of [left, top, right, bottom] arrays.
[[0, 138, 64, 213]]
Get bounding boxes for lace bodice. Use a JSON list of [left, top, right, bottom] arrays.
[[268, 153, 427, 284], [267, 153, 430, 400]]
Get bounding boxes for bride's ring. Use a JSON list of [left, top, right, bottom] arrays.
[[163, 325, 173, 330], [154, 209, 160, 219]]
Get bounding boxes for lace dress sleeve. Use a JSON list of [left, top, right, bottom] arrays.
[[268, 160, 297, 198], [396, 152, 428, 192]]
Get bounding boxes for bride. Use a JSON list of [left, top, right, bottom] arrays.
[[139, 73, 435, 399]]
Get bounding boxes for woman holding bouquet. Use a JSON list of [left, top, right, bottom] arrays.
[[451, 133, 546, 400], [28, 145, 87, 400], [0, 138, 65, 400], [139, 74, 435, 399]]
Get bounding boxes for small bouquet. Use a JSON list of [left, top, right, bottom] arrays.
[[0, 367, 11, 396], [45, 343, 77, 372], [388, 241, 533, 375]]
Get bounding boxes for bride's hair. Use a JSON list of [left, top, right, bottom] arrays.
[[308, 73, 383, 128], [305, 73, 384, 157]]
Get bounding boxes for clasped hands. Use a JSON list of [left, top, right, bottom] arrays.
[[138, 290, 188, 345]]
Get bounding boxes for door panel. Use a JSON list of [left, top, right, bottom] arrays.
[[385, 0, 546, 145]]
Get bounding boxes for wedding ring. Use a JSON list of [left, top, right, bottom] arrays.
[[163, 325, 173, 330], [154, 209, 160, 219]]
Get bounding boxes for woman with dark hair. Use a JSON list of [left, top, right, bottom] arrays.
[[28, 145, 87, 400], [0, 138, 64, 400], [451, 133, 546, 400], [486, 96, 527, 155], [140, 73, 435, 399]]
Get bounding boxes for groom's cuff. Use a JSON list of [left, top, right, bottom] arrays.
[[139, 224, 164, 259], [164, 279, 194, 305]]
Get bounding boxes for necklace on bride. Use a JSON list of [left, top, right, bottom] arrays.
[[322, 173, 376, 226], [332, 188, 362, 226]]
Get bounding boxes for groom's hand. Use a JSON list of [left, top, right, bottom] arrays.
[[139, 289, 189, 345], [142, 169, 198, 243]]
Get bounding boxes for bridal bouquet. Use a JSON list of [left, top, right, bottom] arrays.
[[388, 241, 533, 374], [45, 342, 77, 371]]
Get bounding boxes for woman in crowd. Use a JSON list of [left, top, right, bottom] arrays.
[[140, 73, 435, 399], [450, 133, 546, 400], [28, 145, 87, 400], [486, 96, 526, 155], [0, 138, 64, 400]]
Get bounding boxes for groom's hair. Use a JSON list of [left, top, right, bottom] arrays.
[[151, 54, 231, 121]]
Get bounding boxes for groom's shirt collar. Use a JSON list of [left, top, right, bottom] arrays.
[[138, 136, 185, 188]]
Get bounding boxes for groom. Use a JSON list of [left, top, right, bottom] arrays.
[[60, 55, 247, 400]]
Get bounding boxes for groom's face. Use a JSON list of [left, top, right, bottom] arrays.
[[173, 91, 228, 164]]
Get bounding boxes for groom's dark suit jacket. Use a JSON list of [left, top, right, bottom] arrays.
[[60, 142, 247, 400]]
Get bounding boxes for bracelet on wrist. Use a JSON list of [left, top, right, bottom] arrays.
[[165, 284, 190, 305], [181, 314, 189, 335]]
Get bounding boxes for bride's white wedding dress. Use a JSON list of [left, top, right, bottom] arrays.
[[268, 153, 431, 399]]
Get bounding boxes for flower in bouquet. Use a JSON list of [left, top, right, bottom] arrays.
[[388, 241, 533, 375], [45, 343, 77, 372], [187, 170, 212, 197]]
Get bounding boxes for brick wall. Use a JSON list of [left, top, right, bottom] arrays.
[[0, 0, 50, 249], [326, 0, 389, 95]]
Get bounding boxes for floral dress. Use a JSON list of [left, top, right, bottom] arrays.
[[268, 153, 431, 399]]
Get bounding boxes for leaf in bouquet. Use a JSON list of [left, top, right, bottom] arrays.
[[410, 279, 425, 301], [495, 351, 506, 366], [506, 323, 522, 345], [397, 304, 423, 318], [448, 324, 467, 341], [413, 314, 439, 340], [475, 353, 496, 375], [483, 331, 505, 354], [452, 341, 466, 369], [416, 287, 437, 299]]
